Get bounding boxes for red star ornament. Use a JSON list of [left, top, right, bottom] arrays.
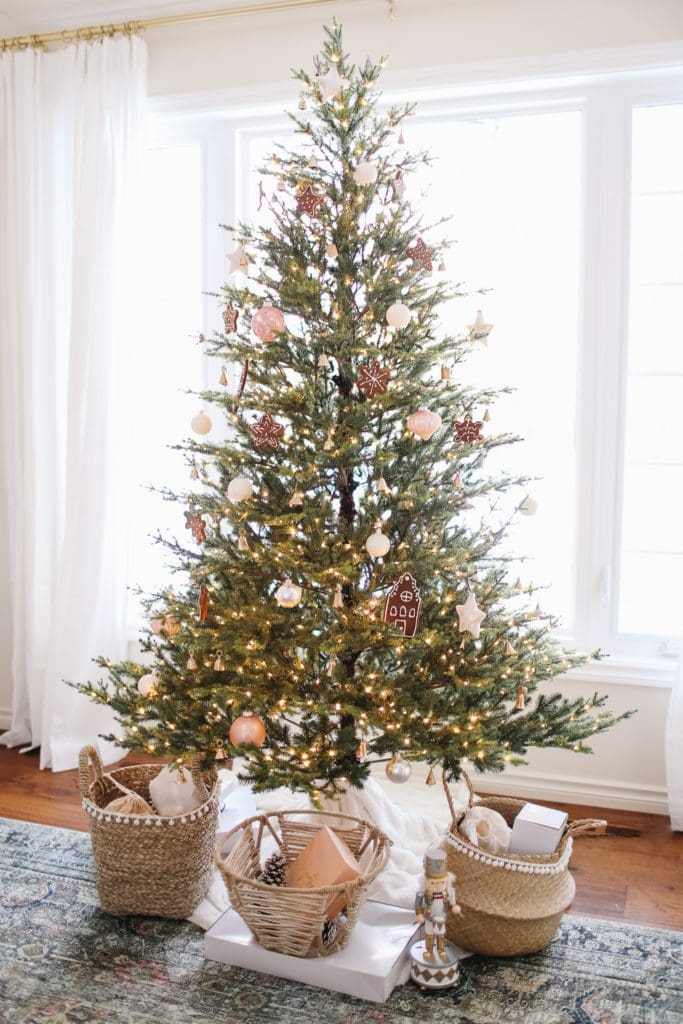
[[223, 302, 239, 334], [296, 184, 324, 218], [250, 412, 285, 449], [406, 237, 434, 272], [185, 510, 207, 544], [357, 360, 390, 398], [454, 414, 484, 444]]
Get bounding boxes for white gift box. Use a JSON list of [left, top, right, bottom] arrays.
[[204, 900, 421, 1003], [508, 802, 568, 856]]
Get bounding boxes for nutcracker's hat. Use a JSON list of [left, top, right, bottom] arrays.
[[424, 846, 448, 879]]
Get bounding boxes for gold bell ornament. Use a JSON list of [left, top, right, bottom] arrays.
[[503, 640, 515, 656], [514, 685, 528, 711], [332, 585, 344, 609], [288, 490, 305, 508], [425, 766, 437, 786], [237, 533, 250, 552], [377, 475, 391, 495], [187, 654, 198, 670], [441, 365, 451, 381], [357, 737, 368, 761]]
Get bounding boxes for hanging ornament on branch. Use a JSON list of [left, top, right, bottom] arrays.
[[386, 301, 412, 329], [357, 360, 390, 398], [227, 244, 249, 276], [425, 766, 437, 787], [520, 495, 538, 516], [454, 414, 483, 444], [198, 583, 209, 622], [223, 301, 239, 334], [325, 241, 338, 260], [296, 184, 324, 218], [386, 753, 412, 784], [237, 532, 250, 552], [456, 591, 486, 639], [227, 475, 254, 503], [137, 672, 159, 698], [406, 237, 434, 272], [503, 640, 515, 656], [353, 160, 378, 186], [316, 64, 347, 101], [407, 407, 442, 441], [468, 309, 493, 343], [275, 578, 302, 608], [251, 305, 286, 342], [366, 522, 391, 559], [393, 170, 405, 201], [250, 413, 285, 449], [185, 509, 207, 544], [219, 366, 228, 386], [514, 685, 528, 711], [288, 489, 305, 508], [383, 572, 421, 638], [229, 711, 267, 747], [190, 410, 212, 436], [332, 585, 344, 609], [377, 475, 391, 495]]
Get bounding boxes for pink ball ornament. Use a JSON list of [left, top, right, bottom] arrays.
[[229, 711, 267, 748], [251, 305, 285, 342]]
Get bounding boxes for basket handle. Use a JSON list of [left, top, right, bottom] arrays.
[[78, 744, 104, 797], [567, 818, 607, 839], [442, 768, 475, 829]]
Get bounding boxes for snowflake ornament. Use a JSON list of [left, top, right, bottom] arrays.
[[454, 414, 483, 444], [357, 360, 390, 398]]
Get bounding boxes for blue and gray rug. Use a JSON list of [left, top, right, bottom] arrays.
[[0, 816, 681, 1023]]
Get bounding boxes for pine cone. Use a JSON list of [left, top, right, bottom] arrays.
[[260, 851, 287, 886]]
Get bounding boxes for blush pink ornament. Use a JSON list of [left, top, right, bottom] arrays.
[[407, 406, 442, 441], [251, 305, 286, 342], [229, 711, 267, 748]]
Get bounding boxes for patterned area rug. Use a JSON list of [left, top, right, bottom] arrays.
[[0, 817, 681, 1024]]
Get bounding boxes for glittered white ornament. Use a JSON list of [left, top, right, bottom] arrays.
[[385, 753, 412, 784], [275, 578, 302, 608], [365, 524, 391, 559], [190, 410, 212, 436], [520, 495, 538, 516], [353, 161, 378, 186], [149, 764, 204, 816], [386, 301, 412, 329], [459, 805, 511, 855], [316, 65, 347, 102], [407, 407, 442, 441], [227, 475, 253, 503], [137, 672, 159, 697]]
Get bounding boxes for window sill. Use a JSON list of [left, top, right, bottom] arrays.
[[565, 656, 675, 690]]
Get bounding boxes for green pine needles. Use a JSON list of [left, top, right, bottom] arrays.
[[76, 23, 629, 799]]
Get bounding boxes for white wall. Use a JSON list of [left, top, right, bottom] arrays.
[[144, 0, 683, 98]]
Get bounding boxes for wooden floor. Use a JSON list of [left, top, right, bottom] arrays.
[[1, 743, 681, 931]]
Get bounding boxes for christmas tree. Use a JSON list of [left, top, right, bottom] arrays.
[[77, 23, 627, 800]]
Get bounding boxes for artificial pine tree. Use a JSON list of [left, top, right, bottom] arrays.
[[77, 23, 628, 800]]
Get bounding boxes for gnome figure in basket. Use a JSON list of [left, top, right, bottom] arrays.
[[410, 847, 463, 991]]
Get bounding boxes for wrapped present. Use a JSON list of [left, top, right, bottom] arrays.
[[286, 825, 361, 919]]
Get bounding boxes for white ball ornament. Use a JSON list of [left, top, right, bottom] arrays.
[[227, 475, 253, 503], [137, 672, 159, 697], [275, 578, 303, 608], [353, 160, 378, 186], [406, 406, 442, 441], [386, 301, 412, 329], [365, 525, 391, 559], [191, 410, 212, 436], [520, 495, 538, 516], [385, 753, 412, 784]]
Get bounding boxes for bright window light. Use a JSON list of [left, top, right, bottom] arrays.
[[618, 103, 683, 638]]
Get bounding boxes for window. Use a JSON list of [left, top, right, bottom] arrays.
[[125, 141, 204, 622], [618, 103, 683, 642], [140, 60, 683, 677]]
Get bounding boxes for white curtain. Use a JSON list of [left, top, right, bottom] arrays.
[[0, 35, 147, 770], [666, 645, 683, 830]]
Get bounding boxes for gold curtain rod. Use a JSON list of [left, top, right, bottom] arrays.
[[0, 0, 341, 52]]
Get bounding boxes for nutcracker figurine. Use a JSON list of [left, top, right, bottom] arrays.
[[410, 846, 462, 990]]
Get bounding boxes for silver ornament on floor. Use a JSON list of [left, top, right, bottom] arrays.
[[385, 753, 412, 784]]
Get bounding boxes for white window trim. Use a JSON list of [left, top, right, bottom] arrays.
[[145, 45, 683, 688]]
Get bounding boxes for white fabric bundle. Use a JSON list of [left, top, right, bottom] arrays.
[[458, 805, 511, 855]]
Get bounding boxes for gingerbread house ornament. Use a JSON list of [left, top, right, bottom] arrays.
[[383, 572, 422, 638]]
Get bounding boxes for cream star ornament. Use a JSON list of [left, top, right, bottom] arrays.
[[227, 243, 249, 276], [456, 591, 486, 639], [316, 64, 347, 102]]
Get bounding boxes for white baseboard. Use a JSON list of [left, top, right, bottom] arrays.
[[475, 767, 669, 816], [0, 707, 11, 730]]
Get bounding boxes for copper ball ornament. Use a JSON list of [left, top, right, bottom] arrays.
[[229, 712, 267, 748], [251, 305, 285, 342]]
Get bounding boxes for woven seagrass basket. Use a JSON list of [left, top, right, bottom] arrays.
[[216, 809, 391, 958], [79, 744, 219, 918], [444, 771, 605, 956]]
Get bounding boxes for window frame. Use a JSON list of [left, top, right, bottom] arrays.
[[147, 52, 683, 688]]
